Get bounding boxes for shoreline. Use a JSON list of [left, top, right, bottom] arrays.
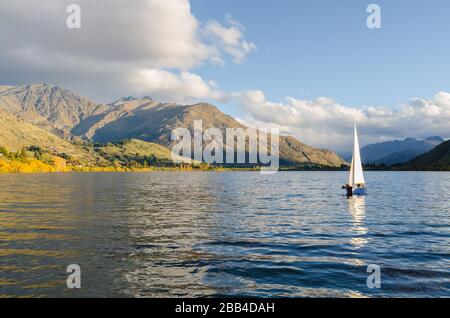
[[1, 168, 449, 175]]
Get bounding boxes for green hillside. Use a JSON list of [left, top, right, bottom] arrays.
[[95, 139, 172, 161], [94, 139, 199, 167], [0, 108, 105, 166]]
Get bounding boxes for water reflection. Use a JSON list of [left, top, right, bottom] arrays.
[[123, 174, 219, 297], [0, 173, 138, 297], [348, 196, 368, 249], [0, 172, 449, 297]]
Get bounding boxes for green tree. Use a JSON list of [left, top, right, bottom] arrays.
[[0, 146, 8, 157]]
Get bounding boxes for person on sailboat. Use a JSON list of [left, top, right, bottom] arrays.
[[343, 184, 353, 197]]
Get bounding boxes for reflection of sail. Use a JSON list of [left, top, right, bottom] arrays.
[[348, 196, 368, 249]]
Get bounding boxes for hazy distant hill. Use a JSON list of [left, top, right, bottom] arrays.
[[361, 136, 444, 165], [0, 83, 346, 168], [398, 139, 450, 171]]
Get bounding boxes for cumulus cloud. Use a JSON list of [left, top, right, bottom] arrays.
[[0, 0, 254, 102], [238, 90, 450, 152], [0, 0, 211, 69], [129, 69, 229, 104], [204, 15, 257, 64]]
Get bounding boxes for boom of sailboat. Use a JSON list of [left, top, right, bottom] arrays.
[[343, 125, 367, 197]]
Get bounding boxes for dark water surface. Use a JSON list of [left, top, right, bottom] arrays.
[[0, 172, 449, 297]]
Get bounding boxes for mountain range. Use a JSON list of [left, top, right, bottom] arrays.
[[360, 136, 444, 166], [0, 83, 346, 168], [397, 139, 450, 171]]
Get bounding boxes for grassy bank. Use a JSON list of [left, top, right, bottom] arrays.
[[0, 157, 228, 174], [0, 145, 347, 174], [0, 156, 258, 174]]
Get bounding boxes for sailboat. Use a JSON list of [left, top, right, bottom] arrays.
[[345, 125, 367, 196]]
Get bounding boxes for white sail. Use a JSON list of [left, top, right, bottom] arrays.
[[348, 125, 365, 187], [348, 155, 354, 186]]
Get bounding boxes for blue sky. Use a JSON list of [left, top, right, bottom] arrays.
[[191, 0, 450, 111], [1, 0, 449, 152]]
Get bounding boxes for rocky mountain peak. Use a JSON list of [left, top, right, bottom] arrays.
[[0, 83, 109, 135]]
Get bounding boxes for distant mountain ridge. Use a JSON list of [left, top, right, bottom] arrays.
[[360, 136, 444, 166], [397, 139, 450, 171], [0, 83, 346, 168]]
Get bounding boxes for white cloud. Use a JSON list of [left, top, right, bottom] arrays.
[[129, 69, 229, 104], [0, 0, 212, 70], [204, 15, 257, 64], [0, 0, 254, 102], [237, 90, 450, 152]]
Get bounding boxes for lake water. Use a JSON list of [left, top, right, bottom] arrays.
[[0, 172, 449, 298]]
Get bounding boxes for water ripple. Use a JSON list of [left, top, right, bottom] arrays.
[[0, 171, 449, 297]]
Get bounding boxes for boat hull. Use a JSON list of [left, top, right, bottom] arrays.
[[353, 188, 367, 196]]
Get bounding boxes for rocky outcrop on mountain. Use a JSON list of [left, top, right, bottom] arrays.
[[0, 83, 109, 137], [71, 97, 161, 139]]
